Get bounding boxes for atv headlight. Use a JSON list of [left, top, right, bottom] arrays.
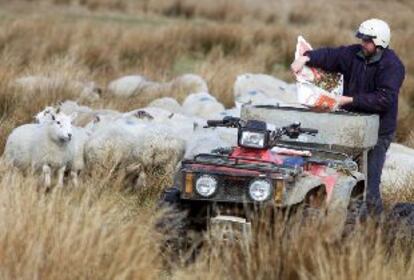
[[249, 179, 271, 202], [239, 131, 266, 149], [196, 175, 217, 197]]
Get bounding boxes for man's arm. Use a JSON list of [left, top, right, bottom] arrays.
[[350, 62, 405, 114], [305, 46, 352, 73]]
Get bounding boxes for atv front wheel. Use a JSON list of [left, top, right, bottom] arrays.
[[156, 187, 202, 265], [342, 194, 366, 237]]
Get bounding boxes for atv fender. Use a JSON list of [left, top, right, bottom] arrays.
[[283, 175, 324, 206], [160, 187, 181, 205], [328, 171, 364, 210], [325, 171, 365, 232]]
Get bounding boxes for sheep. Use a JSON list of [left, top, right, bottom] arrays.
[[182, 92, 225, 119], [184, 129, 233, 160], [123, 107, 208, 144], [34, 106, 56, 123], [34, 106, 93, 185], [218, 107, 241, 118], [131, 125, 186, 186], [3, 112, 76, 188], [168, 73, 209, 95], [382, 143, 414, 192], [107, 75, 154, 97], [107, 74, 208, 98], [38, 101, 121, 128], [84, 118, 144, 169], [14, 76, 102, 102], [57, 100, 94, 115], [128, 106, 236, 148], [233, 73, 299, 106], [84, 117, 185, 188], [77, 81, 102, 101], [147, 97, 183, 114]]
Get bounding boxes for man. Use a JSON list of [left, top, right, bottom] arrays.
[[291, 18, 405, 217]]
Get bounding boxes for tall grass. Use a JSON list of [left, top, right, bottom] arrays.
[[174, 210, 414, 280], [0, 168, 162, 279]]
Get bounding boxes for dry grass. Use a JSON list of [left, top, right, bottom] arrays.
[[174, 210, 414, 280], [0, 168, 162, 279], [1, 0, 414, 279]]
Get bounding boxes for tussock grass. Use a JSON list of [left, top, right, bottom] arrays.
[[174, 211, 414, 280], [0, 168, 162, 279], [383, 172, 414, 204]]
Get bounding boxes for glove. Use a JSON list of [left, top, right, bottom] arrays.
[[291, 55, 310, 74], [311, 94, 339, 112]]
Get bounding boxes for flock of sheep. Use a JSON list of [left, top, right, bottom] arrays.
[[2, 73, 414, 191]]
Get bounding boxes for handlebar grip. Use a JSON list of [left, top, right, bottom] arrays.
[[300, 128, 318, 134], [207, 120, 224, 126]]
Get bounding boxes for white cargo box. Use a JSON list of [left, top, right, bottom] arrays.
[[241, 105, 379, 151]]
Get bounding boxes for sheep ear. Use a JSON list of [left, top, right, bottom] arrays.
[[56, 107, 61, 114], [94, 116, 100, 123]]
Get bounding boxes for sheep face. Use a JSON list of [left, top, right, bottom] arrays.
[[34, 106, 56, 123], [49, 113, 74, 143]]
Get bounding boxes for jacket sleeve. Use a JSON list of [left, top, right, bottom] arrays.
[[352, 62, 405, 114], [305, 46, 351, 73]]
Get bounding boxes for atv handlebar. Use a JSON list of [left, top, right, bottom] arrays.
[[298, 127, 318, 135], [205, 116, 242, 128], [206, 120, 225, 127], [277, 122, 318, 140], [206, 117, 318, 141]]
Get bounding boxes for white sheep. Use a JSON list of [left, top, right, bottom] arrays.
[[107, 75, 153, 97], [147, 97, 183, 114], [84, 117, 185, 188], [184, 129, 233, 160], [123, 107, 207, 144], [3, 112, 76, 188], [14, 76, 102, 101], [84, 118, 143, 168], [182, 92, 225, 119], [57, 100, 93, 115], [131, 125, 186, 186], [382, 143, 414, 191], [34, 106, 56, 123], [233, 73, 299, 107], [34, 106, 93, 185], [168, 73, 209, 95], [39, 101, 121, 128]]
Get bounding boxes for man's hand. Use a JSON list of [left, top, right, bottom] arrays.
[[337, 96, 353, 107], [291, 55, 310, 74]]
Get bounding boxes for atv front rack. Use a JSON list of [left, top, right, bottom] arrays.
[[190, 153, 301, 177]]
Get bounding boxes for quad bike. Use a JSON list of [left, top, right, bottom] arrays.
[[158, 108, 370, 246]]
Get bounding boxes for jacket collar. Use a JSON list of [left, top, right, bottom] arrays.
[[356, 48, 384, 64]]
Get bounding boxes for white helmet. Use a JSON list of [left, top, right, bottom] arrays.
[[356, 18, 391, 48]]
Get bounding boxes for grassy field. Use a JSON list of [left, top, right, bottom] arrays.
[[1, 0, 414, 279]]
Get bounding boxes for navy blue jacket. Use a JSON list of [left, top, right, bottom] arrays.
[[305, 44, 405, 136]]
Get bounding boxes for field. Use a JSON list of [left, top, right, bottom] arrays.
[[0, 0, 414, 279]]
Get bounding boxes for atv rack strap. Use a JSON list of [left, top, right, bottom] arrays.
[[191, 153, 301, 176]]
